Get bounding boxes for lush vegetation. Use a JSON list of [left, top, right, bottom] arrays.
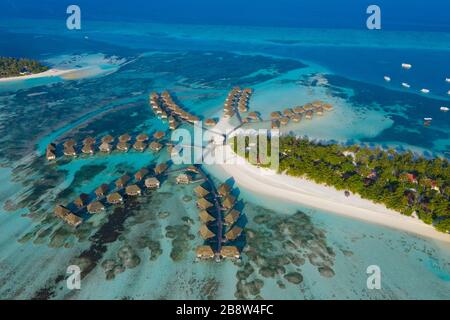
[[231, 135, 450, 233], [0, 57, 49, 78]]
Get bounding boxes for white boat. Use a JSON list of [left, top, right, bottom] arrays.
[[384, 76, 391, 82], [440, 106, 449, 112], [448, 90, 450, 95], [424, 117, 433, 121], [420, 88, 430, 94], [402, 63, 412, 69], [446, 78, 450, 83], [402, 82, 411, 88]]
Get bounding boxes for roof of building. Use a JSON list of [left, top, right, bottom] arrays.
[[199, 210, 216, 223], [222, 195, 236, 209], [199, 224, 215, 240], [101, 135, 114, 143], [95, 183, 109, 196], [153, 131, 166, 140], [224, 209, 240, 225], [149, 141, 163, 151], [107, 192, 123, 204], [225, 226, 243, 240], [54, 205, 71, 218], [220, 246, 240, 259], [87, 201, 105, 214], [125, 184, 142, 196], [115, 175, 131, 188], [194, 185, 210, 197], [145, 177, 160, 188], [74, 193, 90, 208], [118, 133, 131, 142], [154, 163, 168, 175], [196, 245, 215, 259], [197, 198, 213, 210], [135, 168, 150, 181], [218, 183, 231, 196], [136, 133, 149, 142]]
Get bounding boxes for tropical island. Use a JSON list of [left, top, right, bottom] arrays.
[[229, 135, 450, 234], [0, 57, 49, 78]]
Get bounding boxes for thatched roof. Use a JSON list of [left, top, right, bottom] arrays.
[[99, 142, 112, 153], [225, 226, 243, 240], [194, 185, 210, 198], [220, 246, 240, 259], [133, 141, 147, 151], [186, 165, 199, 173], [95, 183, 109, 197], [46, 149, 56, 160], [63, 139, 76, 148], [101, 135, 114, 144], [149, 141, 163, 152], [291, 114, 301, 122], [63, 145, 77, 156], [54, 205, 71, 218], [125, 184, 142, 196], [87, 201, 105, 214], [118, 133, 131, 142], [199, 210, 215, 223], [293, 106, 305, 114], [107, 192, 123, 204], [47, 143, 56, 151], [199, 224, 215, 240], [74, 193, 90, 208], [224, 209, 240, 225], [65, 213, 83, 227], [196, 246, 215, 259], [135, 168, 150, 181], [280, 117, 289, 125], [271, 120, 280, 129], [83, 137, 96, 145], [222, 195, 236, 210], [197, 198, 213, 210], [176, 173, 191, 184], [145, 177, 160, 189], [116, 141, 130, 151], [247, 111, 259, 120], [270, 111, 281, 120], [81, 144, 95, 154], [154, 163, 168, 175], [136, 133, 149, 142], [153, 131, 166, 140], [115, 175, 131, 188], [218, 183, 231, 197]]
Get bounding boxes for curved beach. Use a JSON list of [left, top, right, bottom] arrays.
[[0, 68, 79, 83]]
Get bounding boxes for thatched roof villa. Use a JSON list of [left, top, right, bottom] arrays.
[[196, 246, 215, 259], [293, 106, 305, 114], [135, 168, 150, 181], [217, 183, 231, 197], [305, 111, 313, 120], [247, 111, 259, 121], [222, 195, 236, 210], [176, 173, 191, 184], [83, 137, 96, 145], [194, 185, 210, 198], [116, 142, 130, 152], [283, 108, 294, 117], [107, 192, 123, 205], [81, 144, 95, 155], [186, 165, 199, 173], [199, 224, 215, 240], [220, 246, 240, 259], [115, 175, 131, 189], [149, 141, 163, 152], [133, 141, 147, 152], [280, 117, 289, 126], [118, 133, 131, 143], [95, 183, 109, 198], [63, 145, 77, 157], [46, 149, 56, 161], [154, 162, 168, 175], [153, 131, 166, 140], [54, 204, 71, 219], [136, 133, 149, 142], [87, 201, 105, 214], [270, 111, 281, 120], [271, 120, 280, 129], [197, 198, 213, 210], [54, 205, 82, 227], [225, 226, 243, 241], [145, 177, 160, 189], [99, 142, 112, 153], [199, 210, 216, 223], [63, 139, 76, 148], [224, 209, 240, 225], [125, 184, 142, 196], [47, 143, 56, 151], [101, 135, 114, 144], [74, 193, 90, 208], [291, 114, 301, 123]]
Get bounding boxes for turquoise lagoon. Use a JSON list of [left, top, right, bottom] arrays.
[[0, 18, 449, 299]]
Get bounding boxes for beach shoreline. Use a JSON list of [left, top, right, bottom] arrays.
[[0, 68, 80, 83], [208, 117, 450, 243]]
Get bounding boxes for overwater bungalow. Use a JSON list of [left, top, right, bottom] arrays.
[[283, 108, 294, 117], [107, 192, 123, 205], [270, 111, 281, 120], [87, 201, 105, 214], [196, 246, 215, 260], [218, 183, 231, 197], [224, 110, 235, 119], [247, 112, 259, 121], [199, 210, 216, 223], [99, 142, 112, 153], [74, 193, 90, 208], [95, 183, 109, 198], [133, 141, 147, 152], [312, 100, 323, 108], [176, 173, 191, 184], [145, 177, 160, 189], [153, 131, 166, 140], [63, 139, 76, 148], [46, 149, 56, 161], [323, 103, 333, 111], [118, 133, 131, 143], [197, 198, 213, 210], [81, 143, 95, 155], [83, 137, 96, 145], [194, 185, 210, 198], [63, 145, 77, 157], [149, 141, 163, 152], [271, 120, 280, 129], [220, 246, 240, 260], [135, 168, 150, 181], [116, 142, 130, 152], [305, 111, 313, 120], [225, 226, 243, 241], [205, 118, 217, 127], [154, 163, 168, 175], [280, 117, 289, 126], [303, 103, 314, 111], [315, 107, 324, 116], [291, 114, 301, 123], [222, 195, 236, 210], [115, 175, 131, 189], [224, 209, 240, 225], [54, 204, 71, 219], [54, 205, 82, 227], [242, 88, 253, 95], [293, 106, 305, 114], [199, 224, 215, 240], [47, 143, 56, 151], [101, 135, 114, 144], [136, 133, 149, 142], [125, 184, 142, 196]]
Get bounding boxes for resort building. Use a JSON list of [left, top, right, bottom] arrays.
[[291, 114, 301, 123], [54, 204, 71, 219], [116, 142, 130, 152], [220, 246, 240, 260], [225, 226, 243, 241], [217, 183, 231, 197], [54, 205, 82, 227], [107, 192, 123, 205], [270, 111, 281, 120], [197, 198, 213, 210], [74, 193, 90, 208], [125, 184, 142, 196], [47, 143, 56, 151], [136, 133, 149, 142], [46, 149, 56, 161], [196, 246, 215, 260], [83, 137, 96, 145], [153, 131, 166, 140], [101, 135, 114, 144], [293, 106, 305, 114], [95, 183, 109, 198], [145, 177, 160, 189], [133, 141, 147, 152], [222, 195, 236, 210], [194, 185, 210, 198], [99, 142, 112, 153], [118, 133, 131, 143], [115, 175, 131, 189], [224, 209, 240, 225], [87, 201, 105, 214], [135, 168, 150, 181], [176, 173, 191, 184], [154, 163, 168, 175], [149, 141, 163, 152], [199, 210, 216, 223], [63, 145, 77, 157], [280, 117, 289, 126], [283, 109, 294, 117], [205, 118, 217, 127], [63, 139, 76, 148], [199, 224, 215, 240], [81, 144, 95, 155]]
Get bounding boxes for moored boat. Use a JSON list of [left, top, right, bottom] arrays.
[[402, 82, 410, 88], [384, 76, 391, 82], [440, 106, 449, 112], [420, 88, 430, 94], [401, 63, 412, 69]]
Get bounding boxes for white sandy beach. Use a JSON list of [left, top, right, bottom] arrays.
[[209, 118, 450, 243], [0, 68, 79, 83]]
